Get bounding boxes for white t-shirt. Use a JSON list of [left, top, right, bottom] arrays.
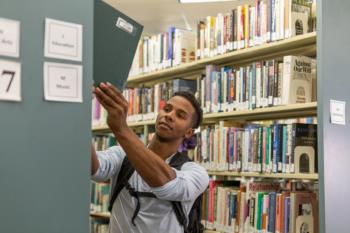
[[92, 146, 209, 233]]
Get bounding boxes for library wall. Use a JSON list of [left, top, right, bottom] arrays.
[[318, 0, 350, 233], [0, 0, 93, 232]]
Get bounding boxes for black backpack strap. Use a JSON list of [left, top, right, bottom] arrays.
[[169, 151, 191, 169], [109, 151, 195, 231], [169, 152, 192, 232], [172, 201, 189, 233], [108, 156, 135, 212], [124, 181, 157, 226], [187, 196, 204, 233], [170, 152, 205, 233], [108, 156, 158, 226]]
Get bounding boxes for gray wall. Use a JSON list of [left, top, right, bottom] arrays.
[[318, 0, 350, 233], [0, 0, 93, 232]]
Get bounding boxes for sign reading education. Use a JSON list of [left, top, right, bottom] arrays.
[[44, 18, 82, 61], [44, 62, 82, 103], [0, 18, 20, 58], [0, 59, 21, 101]]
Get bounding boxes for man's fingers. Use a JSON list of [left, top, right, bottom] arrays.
[[95, 93, 125, 118], [99, 83, 121, 103], [106, 82, 124, 99], [94, 92, 107, 107], [100, 82, 129, 110], [94, 91, 112, 111], [94, 87, 117, 110], [107, 82, 129, 106]]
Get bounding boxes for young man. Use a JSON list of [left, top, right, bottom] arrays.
[[91, 82, 209, 233]]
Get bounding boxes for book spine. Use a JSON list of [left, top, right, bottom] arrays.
[[252, 63, 257, 109], [268, 192, 276, 233], [284, 196, 290, 233], [282, 125, 288, 173]]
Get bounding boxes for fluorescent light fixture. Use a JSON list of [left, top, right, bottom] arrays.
[[179, 0, 236, 3]]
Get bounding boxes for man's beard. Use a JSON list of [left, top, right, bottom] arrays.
[[155, 132, 175, 143]]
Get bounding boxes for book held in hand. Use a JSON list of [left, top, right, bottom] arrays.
[[93, 0, 143, 90]]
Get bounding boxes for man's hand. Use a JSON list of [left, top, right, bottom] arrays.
[[93, 82, 129, 135]]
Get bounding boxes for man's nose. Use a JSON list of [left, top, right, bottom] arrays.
[[164, 110, 175, 122]]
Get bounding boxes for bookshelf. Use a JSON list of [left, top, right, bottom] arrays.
[[92, 102, 317, 133], [127, 32, 316, 87], [91, 3, 320, 233]]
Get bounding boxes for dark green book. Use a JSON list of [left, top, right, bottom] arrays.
[[94, 0, 143, 90]]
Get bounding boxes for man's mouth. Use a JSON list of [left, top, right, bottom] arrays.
[[158, 122, 172, 130]]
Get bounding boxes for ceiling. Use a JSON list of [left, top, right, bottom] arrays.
[[104, 0, 253, 35]]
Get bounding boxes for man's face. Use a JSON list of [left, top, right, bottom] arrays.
[[155, 96, 195, 142]]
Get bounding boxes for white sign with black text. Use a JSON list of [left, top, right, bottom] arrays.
[[44, 62, 82, 103], [330, 99, 346, 125], [0, 59, 21, 101], [0, 18, 20, 57], [44, 18, 82, 61]]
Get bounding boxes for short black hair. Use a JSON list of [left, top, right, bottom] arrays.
[[173, 91, 203, 128]]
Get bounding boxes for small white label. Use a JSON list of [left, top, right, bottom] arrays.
[[0, 59, 21, 101], [0, 18, 20, 58], [44, 62, 82, 103], [330, 99, 346, 125], [228, 42, 234, 50], [44, 18, 83, 61], [116, 17, 134, 34], [196, 49, 201, 58]]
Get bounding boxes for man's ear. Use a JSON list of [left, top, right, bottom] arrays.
[[184, 128, 195, 139]]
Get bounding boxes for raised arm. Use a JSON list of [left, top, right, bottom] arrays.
[[93, 83, 176, 187]]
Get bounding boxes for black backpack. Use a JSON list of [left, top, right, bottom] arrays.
[[108, 151, 204, 233]]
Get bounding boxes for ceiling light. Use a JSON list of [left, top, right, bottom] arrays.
[[179, 0, 236, 3]]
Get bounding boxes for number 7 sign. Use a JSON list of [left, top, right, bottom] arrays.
[[0, 60, 21, 101]]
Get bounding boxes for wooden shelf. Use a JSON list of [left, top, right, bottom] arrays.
[[90, 212, 110, 219], [203, 102, 317, 122], [91, 125, 110, 133], [127, 32, 316, 86], [92, 119, 156, 133], [208, 171, 318, 180], [128, 119, 156, 127]]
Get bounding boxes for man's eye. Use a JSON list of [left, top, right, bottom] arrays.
[[163, 107, 170, 112], [177, 113, 186, 119]]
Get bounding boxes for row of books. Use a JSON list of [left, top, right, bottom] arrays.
[[125, 78, 197, 120], [91, 182, 110, 214], [92, 78, 197, 127], [201, 55, 316, 113], [92, 133, 149, 150], [196, 0, 316, 59], [129, 0, 316, 76], [129, 28, 196, 76], [194, 120, 317, 174], [201, 180, 318, 233], [92, 54, 315, 127], [92, 134, 116, 151], [90, 219, 108, 233], [92, 119, 318, 175]]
